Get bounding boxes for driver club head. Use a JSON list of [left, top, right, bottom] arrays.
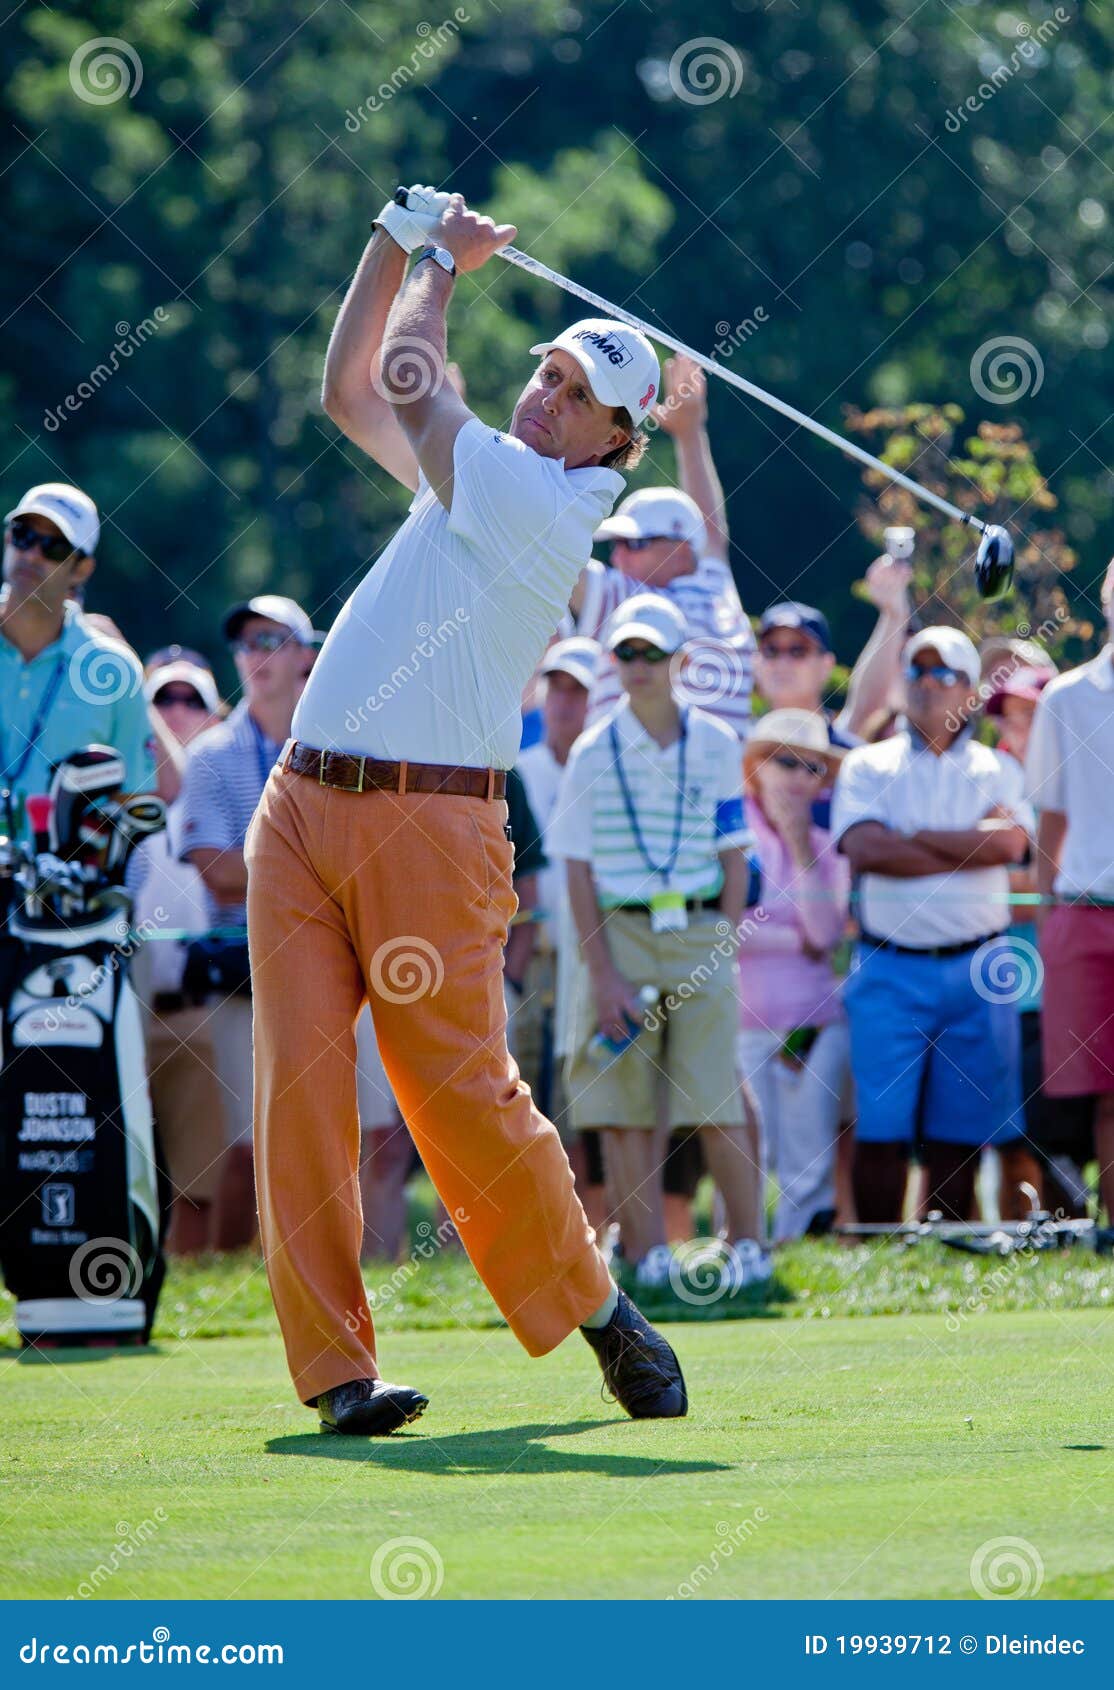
[[974, 524, 1015, 599]]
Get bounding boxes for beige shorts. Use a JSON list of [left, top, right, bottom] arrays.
[[565, 908, 744, 1131]]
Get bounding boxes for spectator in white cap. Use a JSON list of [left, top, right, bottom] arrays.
[[177, 591, 314, 1249], [551, 591, 761, 1293], [832, 625, 1033, 1225], [0, 481, 154, 833], [572, 354, 755, 743], [516, 636, 605, 1220]]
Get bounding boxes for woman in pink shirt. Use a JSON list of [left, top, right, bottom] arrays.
[[737, 711, 851, 1242]]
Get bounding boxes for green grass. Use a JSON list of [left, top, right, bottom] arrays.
[[3, 1311, 1113, 1599], [4, 1230, 1110, 1349]]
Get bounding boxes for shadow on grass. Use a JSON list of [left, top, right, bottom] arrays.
[[265, 1419, 731, 1478], [632, 1275, 795, 1325]]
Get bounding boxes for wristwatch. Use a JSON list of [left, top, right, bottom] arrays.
[[415, 244, 457, 278]]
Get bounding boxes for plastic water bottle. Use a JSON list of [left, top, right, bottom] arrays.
[[586, 985, 660, 1066]]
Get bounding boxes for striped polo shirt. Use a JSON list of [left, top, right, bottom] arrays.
[[578, 555, 755, 742], [177, 700, 284, 926], [548, 697, 752, 905]]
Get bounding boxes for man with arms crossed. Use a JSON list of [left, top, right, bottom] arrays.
[[247, 185, 686, 1434]]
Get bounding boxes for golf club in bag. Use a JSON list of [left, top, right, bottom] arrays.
[[0, 747, 170, 1347]]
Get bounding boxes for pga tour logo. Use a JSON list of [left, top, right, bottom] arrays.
[[570, 329, 633, 369]]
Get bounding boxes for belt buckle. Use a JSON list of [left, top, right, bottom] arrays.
[[318, 749, 327, 786], [356, 757, 366, 794]]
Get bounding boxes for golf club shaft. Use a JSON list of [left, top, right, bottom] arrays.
[[495, 244, 986, 535]]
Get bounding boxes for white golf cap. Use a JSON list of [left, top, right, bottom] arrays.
[[6, 482, 100, 554], [605, 592, 689, 656], [529, 318, 661, 426], [541, 636, 600, 692], [904, 625, 981, 687], [144, 660, 221, 714], [222, 594, 314, 646], [594, 487, 707, 553]]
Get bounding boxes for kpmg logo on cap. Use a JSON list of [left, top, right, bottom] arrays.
[[570, 329, 632, 369]]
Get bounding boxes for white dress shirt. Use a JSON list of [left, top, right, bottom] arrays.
[[1025, 646, 1114, 900], [832, 727, 1032, 946]]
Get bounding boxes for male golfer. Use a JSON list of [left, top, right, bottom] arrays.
[[247, 185, 686, 1433]]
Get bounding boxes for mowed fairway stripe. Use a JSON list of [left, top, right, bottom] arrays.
[[2, 1311, 1112, 1599]]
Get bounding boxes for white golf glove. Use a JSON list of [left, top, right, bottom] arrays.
[[373, 183, 452, 253]]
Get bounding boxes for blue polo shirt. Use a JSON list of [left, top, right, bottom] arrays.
[[0, 603, 155, 820]]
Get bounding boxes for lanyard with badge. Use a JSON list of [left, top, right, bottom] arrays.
[[0, 651, 69, 792], [609, 713, 690, 931]]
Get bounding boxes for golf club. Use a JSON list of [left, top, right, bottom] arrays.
[[394, 190, 1016, 598]]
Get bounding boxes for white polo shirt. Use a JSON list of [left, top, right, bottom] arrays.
[[578, 554, 755, 742], [831, 727, 1031, 946], [1025, 646, 1114, 900], [548, 698, 751, 905], [294, 419, 623, 770]]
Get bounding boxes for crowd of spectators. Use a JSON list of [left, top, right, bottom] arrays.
[[2, 345, 1111, 1289]]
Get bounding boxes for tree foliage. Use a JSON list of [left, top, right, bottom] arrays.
[[1, 0, 1109, 685]]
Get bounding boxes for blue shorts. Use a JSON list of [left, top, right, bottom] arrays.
[[843, 940, 1023, 1147]]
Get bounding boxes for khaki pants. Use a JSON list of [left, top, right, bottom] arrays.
[[245, 764, 610, 1405], [145, 1005, 226, 1204]]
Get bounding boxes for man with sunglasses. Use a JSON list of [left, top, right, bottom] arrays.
[[0, 483, 155, 845], [832, 626, 1032, 1224], [177, 593, 313, 1249]]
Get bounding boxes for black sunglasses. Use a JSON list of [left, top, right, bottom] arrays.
[[154, 687, 207, 710], [7, 516, 80, 564], [771, 751, 827, 778], [612, 641, 671, 664], [905, 662, 962, 687], [613, 536, 670, 552]]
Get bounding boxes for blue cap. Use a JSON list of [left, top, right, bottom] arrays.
[[758, 601, 833, 654]]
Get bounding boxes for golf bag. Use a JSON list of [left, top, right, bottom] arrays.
[[0, 748, 169, 1346]]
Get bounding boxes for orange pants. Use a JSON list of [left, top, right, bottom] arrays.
[[245, 761, 611, 1404]]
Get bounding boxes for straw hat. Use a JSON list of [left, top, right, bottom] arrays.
[[744, 708, 846, 782]]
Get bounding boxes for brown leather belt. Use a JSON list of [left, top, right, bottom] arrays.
[[284, 741, 506, 800]]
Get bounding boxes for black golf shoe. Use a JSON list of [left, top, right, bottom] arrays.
[[581, 1289, 688, 1419], [316, 1378, 429, 1435]]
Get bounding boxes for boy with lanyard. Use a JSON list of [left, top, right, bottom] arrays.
[[551, 593, 760, 1290]]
